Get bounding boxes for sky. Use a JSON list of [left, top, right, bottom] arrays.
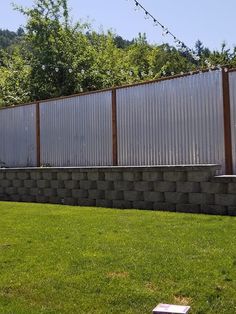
[[0, 0, 235, 51]]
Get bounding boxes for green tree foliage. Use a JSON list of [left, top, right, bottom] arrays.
[[14, 0, 95, 99], [0, 28, 24, 50], [0, 48, 30, 106], [0, 0, 236, 107]]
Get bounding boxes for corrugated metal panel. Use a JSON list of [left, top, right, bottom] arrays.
[[229, 71, 236, 174], [117, 71, 225, 171], [0, 104, 37, 167], [40, 92, 112, 167]]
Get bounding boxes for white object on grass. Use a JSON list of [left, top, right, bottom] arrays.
[[153, 303, 190, 314]]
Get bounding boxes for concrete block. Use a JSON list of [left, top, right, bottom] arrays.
[[163, 171, 186, 182], [30, 188, 42, 196], [201, 204, 227, 215], [215, 194, 236, 206], [43, 188, 56, 197], [88, 190, 105, 199], [143, 191, 164, 202], [201, 182, 227, 193], [211, 175, 236, 183], [114, 181, 134, 191], [123, 171, 142, 181], [63, 198, 77, 205], [187, 171, 212, 182], [112, 200, 132, 209], [105, 190, 124, 200], [24, 180, 36, 188], [0, 172, 6, 180], [57, 172, 72, 181], [80, 180, 97, 190], [176, 182, 200, 193], [72, 172, 87, 180], [165, 192, 188, 204], [189, 193, 214, 205], [51, 180, 65, 189], [77, 199, 96, 206], [10, 194, 21, 202], [1, 180, 11, 188], [133, 201, 153, 210], [17, 187, 29, 195], [17, 172, 30, 180], [228, 206, 236, 216], [21, 195, 36, 203], [30, 171, 42, 180], [72, 189, 88, 198], [57, 189, 72, 198], [5, 187, 17, 195], [154, 181, 176, 192], [36, 195, 49, 203], [123, 191, 143, 201], [96, 199, 113, 208], [49, 196, 62, 204], [143, 171, 163, 181], [0, 194, 8, 201], [12, 180, 23, 188], [37, 180, 50, 189], [97, 181, 114, 190], [42, 172, 57, 180], [105, 172, 123, 181], [176, 204, 201, 214], [64, 180, 79, 189], [0, 187, 4, 194], [228, 183, 236, 194], [6, 172, 16, 180], [87, 171, 104, 181], [153, 202, 176, 212], [134, 181, 153, 192]]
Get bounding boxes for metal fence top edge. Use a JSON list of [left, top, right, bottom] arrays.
[[0, 66, 235, 111]]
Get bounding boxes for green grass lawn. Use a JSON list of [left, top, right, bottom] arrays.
[[0, 202, 235, 314]]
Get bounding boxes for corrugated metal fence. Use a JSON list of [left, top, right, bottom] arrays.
[[117, 71, 225, 169], [0, 104, 37, 167], [0, 68, 236, 174], [40, 91, 113, 167]]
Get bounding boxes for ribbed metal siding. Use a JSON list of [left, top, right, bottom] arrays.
[[0, 105, 37, 167], [229, 71, 236, 174], [117, 71, 225, 170], [40, 92, 112, 166]]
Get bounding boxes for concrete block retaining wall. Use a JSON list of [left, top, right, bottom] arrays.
[[0, 165, 236, 216]]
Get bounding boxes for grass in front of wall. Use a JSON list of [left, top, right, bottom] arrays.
[[0, 202, 235, 314]]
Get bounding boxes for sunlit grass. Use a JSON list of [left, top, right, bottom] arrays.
[[0, 202, 235, 313]]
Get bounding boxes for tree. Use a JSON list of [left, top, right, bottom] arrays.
[[0, 48, 30, 106], [14, 0, 94, 100], [0, 28, 24, 50], [1, 0, 235, 107]]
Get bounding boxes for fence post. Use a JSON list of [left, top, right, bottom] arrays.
[[112, 89, 118, 166], [222, 68, 233, 174], [36, 101, 41, 167]]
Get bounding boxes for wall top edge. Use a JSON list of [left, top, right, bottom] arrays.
[[211, 175, 236, 183], [0, 164, 221, 172]]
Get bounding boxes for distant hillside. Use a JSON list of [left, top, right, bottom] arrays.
[[0, 28, 24, 49]]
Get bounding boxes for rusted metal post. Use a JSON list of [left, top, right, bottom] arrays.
[[112, 89, 118, 166], [222, 68, 233, 174], [35, 101, 41, 167]]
